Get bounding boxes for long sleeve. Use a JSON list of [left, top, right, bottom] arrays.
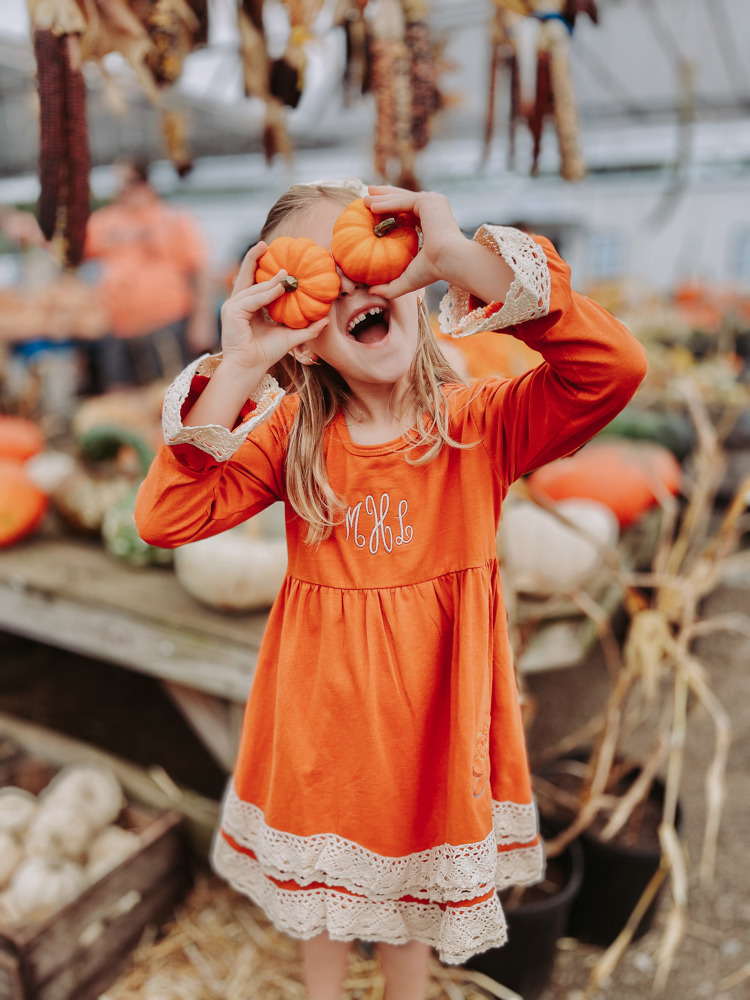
[[134, 355, 291, 548], [440, 227, 648, 486]]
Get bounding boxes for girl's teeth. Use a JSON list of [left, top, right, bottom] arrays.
[[348, 307, 382, 334]]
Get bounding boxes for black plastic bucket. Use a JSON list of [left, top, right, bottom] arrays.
[[464, 836, 584, 1000]]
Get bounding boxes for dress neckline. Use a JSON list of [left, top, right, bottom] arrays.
[[332, 411, 413, 456]]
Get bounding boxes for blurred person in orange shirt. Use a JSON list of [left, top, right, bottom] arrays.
[[84, 159, 218, 392]]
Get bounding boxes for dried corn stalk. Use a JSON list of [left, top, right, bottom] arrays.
[[529, 381, 749, 995]]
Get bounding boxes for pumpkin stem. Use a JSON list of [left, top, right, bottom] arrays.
[[281, 276, 299, 291], [373, 217, 396, 237]]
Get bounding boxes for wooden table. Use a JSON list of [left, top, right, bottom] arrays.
[[0, 521, 656, 771], [0, 536, 267, 771]]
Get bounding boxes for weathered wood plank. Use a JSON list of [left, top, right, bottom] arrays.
[[37, 873, 186, 1000], [0, 538, 268, 700], [0, 537, 267, 642]]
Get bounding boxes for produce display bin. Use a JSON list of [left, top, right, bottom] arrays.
[[0, 751, 188, 1000]]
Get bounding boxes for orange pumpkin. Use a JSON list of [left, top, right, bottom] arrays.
[[0, 415, 46, 463], [0, 458, 48, 547], [330, 198, 419, 286], [255, 237, 340, 329], [527, 440, 682, 528]]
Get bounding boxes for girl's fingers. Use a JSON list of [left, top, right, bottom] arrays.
[[285, 317, 329, 349], [364, 189, 419, 215], [227, 270, 287, 311], [232, 241, 268, 293]]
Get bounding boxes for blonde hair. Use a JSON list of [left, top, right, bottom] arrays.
[[263, 182, 469, 544]]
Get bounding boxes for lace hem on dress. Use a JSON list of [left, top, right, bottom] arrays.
[[212, 833, 510, 965], [161, 353, 285, 461], [438, 226, 551, 338], [218, 785, 543, 903]]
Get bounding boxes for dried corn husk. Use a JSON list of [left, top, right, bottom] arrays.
[[526, 378, 750, 994]]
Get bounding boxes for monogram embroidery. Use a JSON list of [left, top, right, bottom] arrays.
[[345, 493, 413, 554]]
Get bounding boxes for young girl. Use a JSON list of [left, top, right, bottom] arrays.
[[135, 180, 647, 1000]]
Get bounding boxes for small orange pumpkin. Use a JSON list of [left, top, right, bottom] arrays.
[[255, 237, 340, 329], [330, 198, 419, 286], [0, 415, 46, 463], [0, 458, 48, 547]]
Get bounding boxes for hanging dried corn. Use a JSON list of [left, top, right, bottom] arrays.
[[270, 0, 313, 109], [61, 32, 91, 265], [481, 6, 515, 168], [236, 0, 294, 164], [162, 108, 193, 177], [402, 0, 440, 158], [127, 0, 201, 88], [28, 0, 91, 269], [334, 0, 369, 105], [537, 6, 586, 180], [33, 27, 65, 242], [369, 0, 412, 185], [501, 1, 593, 181]]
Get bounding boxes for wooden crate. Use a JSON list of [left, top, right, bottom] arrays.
[[0, 753, 189, 1000]]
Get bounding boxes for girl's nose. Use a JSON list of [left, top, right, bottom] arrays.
[[337, 268, 366, 295]]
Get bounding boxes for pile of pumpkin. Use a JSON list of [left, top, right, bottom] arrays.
[[499, 408, 688, 597], [0, 763, 139, 926], [0, 412, 166, 567]]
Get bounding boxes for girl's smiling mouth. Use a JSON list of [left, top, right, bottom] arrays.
[[346, 306, 391, 345]]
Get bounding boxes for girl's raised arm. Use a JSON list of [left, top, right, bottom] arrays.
[[363, 186, 516, 305], [182, 241, 329, 430]]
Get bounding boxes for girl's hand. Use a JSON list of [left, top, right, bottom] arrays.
[[219, 241, 328, 382], [363, 186, 515, 306], [363, 187, 468, 298]]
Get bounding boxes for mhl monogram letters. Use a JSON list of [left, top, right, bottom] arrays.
[[345, 493, 413, 554]]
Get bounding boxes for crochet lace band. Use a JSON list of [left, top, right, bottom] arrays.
[[212, 832, 510, 965], [161, 353, 285, 461], [212, 787, 545, 963], [438, 225, 551, 338]]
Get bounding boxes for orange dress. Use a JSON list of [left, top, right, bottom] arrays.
[[135, 230, 647, 963]]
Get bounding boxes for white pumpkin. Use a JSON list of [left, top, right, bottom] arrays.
[[41, 762, 125, 832], [9, 856, 88, 922], [86, 825, 140, 881], [0, 831, 22, 888], [174, 524, 288, 612], [0, 786, 38, 837], [498, 499, 619, 596], [25, 801, 96, 862]]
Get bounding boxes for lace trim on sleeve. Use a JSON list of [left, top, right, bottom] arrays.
[[161, 353, 285, 462], [438, 226, 551, 338]]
